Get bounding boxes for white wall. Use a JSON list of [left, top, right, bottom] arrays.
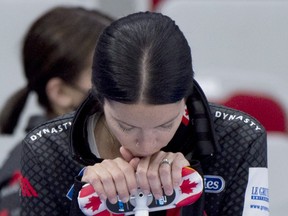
[[157, 0, 288, 110]]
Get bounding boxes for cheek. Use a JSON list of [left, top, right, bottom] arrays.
[[115, 133, 135, 148], [108, 126, 135, 148], [161, 128, 178, 145], [155, 122, 182, 149], [156, 133, 174, 150]]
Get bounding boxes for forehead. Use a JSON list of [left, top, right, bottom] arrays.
[[103, 99, 185, 127]]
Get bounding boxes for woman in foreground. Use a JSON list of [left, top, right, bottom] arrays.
[[21, 11, 268, 216]]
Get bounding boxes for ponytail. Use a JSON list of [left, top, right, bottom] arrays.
[[0, 86, 30, 134]]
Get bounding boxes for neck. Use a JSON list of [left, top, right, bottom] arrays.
[[94, 114, 121, 159]]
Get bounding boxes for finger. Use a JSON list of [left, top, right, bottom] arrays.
[[171, 153, 190, 188], [113, 158, 138, 202], [159, 156, 173, 196], [82, 165, 114, 202], [136, 157, 151, 196], [145, 153, 165, 199], [129, 157, 140, 170], [102, 159, 130, 203], [120, 146, 140, 170], [120, 146, 134, 162]]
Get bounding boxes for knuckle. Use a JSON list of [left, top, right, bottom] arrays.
[[158, 168, 170, 178], [174, 152, 184, 159], [101, 174, 112, 185], [101, 159, 113, 166], [83, 165, 94, 175], [122, 164, 133, 174], [136, 167, 146, 177], [112, 171, 125, 182], [147, 171, 158, 182], [89, 176, 101, 186]]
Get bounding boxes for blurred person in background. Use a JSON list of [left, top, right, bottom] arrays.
[[0, 6, 113, 215]]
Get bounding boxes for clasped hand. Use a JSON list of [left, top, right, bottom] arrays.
[[81, 147, 190, 204]]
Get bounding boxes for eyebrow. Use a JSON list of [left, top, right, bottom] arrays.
[[113, 111, 180, 128]]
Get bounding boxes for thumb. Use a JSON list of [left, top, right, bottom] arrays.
[[120, 146, 140, 170], [120, 146, 134, 162], [129, 157, 140, 170]]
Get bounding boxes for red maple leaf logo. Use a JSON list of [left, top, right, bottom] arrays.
[[84, 196, 102, 211], [180, 179, 198, 194], [181, 107, 189, 126]]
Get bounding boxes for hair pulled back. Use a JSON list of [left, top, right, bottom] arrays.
[[92, 11, 194, 105], [0, 6, 113, 134]]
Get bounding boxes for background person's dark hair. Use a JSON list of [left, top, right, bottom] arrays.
[[0, 6, 114, 134], [92, 11, 194, 105]]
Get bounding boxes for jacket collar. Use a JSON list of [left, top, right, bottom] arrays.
[[70, 93, 103, 165], [187, 80, 221, 156], [70, 80, 220, 166]]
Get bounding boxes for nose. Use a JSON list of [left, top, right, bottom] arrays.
[[136, 130, 157, 155]]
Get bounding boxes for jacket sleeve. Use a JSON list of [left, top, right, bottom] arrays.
[[240, 131, 269, 216], [20, 139, 70, 216], [219, 130, 269, 216]]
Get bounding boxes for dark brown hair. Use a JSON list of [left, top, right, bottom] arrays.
[[0, 6, 114, 134]]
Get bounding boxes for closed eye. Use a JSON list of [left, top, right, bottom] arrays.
[[119, 123, 135, 132], [158, 123, 173, 130]]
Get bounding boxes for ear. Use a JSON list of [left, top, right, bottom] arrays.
[[46, 77, 73, 112]]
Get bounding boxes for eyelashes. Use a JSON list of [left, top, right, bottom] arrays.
[[118, 123, 173, 133], [118, 124, 134, 133], [160, 124, 173, 130]]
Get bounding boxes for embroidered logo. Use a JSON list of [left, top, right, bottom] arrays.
[[215, 111, 262, 131], [29, 121, 72, 141]]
